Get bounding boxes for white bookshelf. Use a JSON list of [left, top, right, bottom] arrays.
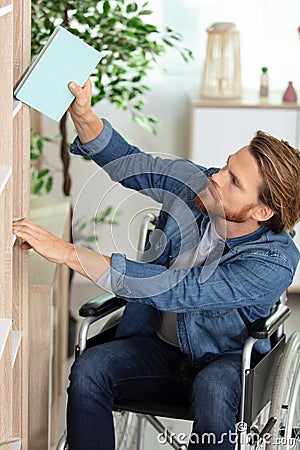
[[12, 99, 22, 117], [0, 0, 30, 446], [12, 330, 21, 368], [0, 166, 12, 196], [0, 319, 12, 362], [0, 3, 12, 17]]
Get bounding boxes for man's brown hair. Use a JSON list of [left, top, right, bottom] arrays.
[[249, 130, 300, 233]]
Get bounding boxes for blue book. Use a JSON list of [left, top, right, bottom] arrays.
[[14, 26, 102, 122]]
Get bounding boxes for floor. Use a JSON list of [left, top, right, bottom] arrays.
[[55, 275, 300, 448]]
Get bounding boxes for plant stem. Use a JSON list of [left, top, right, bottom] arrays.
[[59, 112, 71, 196]]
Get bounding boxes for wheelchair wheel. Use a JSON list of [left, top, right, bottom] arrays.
[[266, 331, 300, 450], [114, 410, 137, 450]]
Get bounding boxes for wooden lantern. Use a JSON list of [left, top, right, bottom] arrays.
[[200, 22, 242, 100]]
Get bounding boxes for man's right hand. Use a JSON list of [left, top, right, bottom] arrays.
[[68, 79, 103, 144], [68, 79, 93, 118]]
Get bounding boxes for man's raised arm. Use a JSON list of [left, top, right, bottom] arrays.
[[67, 79, 208, 206]]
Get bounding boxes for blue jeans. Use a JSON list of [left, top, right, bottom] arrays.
[[67, 335, 241, 449]]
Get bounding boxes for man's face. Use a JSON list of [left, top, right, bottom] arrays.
[[196, 146, 263, 224]]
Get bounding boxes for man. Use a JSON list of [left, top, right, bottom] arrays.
[[13, 80, 300, 450]]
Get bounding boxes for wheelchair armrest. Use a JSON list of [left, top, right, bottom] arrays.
[[248, 304, 290, 339], [79, 292, 126, 318]]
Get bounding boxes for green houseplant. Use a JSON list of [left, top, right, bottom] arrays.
[[31, 0, 193, 196], [30, 129, 54, 195]]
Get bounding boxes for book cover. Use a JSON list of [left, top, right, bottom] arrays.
[[14, 26, 102, 122]]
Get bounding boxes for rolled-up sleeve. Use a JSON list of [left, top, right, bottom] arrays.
[[96, 266, 113, 292], [70, 118, 113, 156]]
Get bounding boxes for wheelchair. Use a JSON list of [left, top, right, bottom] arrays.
[[57, 213, 300, 450]]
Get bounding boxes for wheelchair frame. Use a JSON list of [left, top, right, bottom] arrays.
[[57, 214, 300, 450]]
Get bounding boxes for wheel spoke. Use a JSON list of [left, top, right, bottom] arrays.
[[266, 332, 300, 450], [114, 411, 137, 450]]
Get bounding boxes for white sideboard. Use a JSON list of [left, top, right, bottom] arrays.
[[189, 93, 300, 291]]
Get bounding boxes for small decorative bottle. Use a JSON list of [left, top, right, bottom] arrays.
[[282, 81, 298, 103], [260, 67, 269, 97]]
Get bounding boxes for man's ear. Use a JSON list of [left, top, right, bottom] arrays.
[[252, 204, 274, 222]]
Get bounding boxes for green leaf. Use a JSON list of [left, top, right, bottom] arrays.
[[124, 30, 136, 38], [75, 221, 87, 232], [148, 116, 159, 124], [36, 139, 43, 151], [30, 150, 41, 161], [132, 115, 153, 133], [103, 1, 110, 15], [94, 216, 105, 224], [127, 17, 142, 28], [162, 38, 174, 47], [37, 168, 50, 178], [87, 235, 97, 242], [45, 176, 53, 193], [169, 35, 180, 42], [126, 2, 138, 13], [128, 91, 136, 100], [104, 205, 113, 216], [139, 9, 152, 15], [32, 179, 43, 194]]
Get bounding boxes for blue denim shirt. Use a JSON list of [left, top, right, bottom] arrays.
[[70, 119, 300, 365]]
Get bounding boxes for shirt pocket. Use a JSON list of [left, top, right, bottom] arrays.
[[189, 308, 249, 355]]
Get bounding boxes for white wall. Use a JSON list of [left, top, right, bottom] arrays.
[[41, 0, 300, 257], [159, 0, 300, 91]]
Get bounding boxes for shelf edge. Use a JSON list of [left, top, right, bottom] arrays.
[[0, 3, 12, 17], [0, 166, 12, 196], [12, 99, 22, 118], [12, 330, 22, 368], [0, 318, 12, 362]]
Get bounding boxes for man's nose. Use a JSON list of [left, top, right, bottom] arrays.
[[210, 172, 222, 188]]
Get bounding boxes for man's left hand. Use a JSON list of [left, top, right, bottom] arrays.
[[12, 218, 72, 265]]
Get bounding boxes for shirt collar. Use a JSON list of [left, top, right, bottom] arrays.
[[200, 215, 267, 247]]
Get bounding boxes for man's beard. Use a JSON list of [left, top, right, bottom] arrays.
[[196, 178, 255, 224]]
